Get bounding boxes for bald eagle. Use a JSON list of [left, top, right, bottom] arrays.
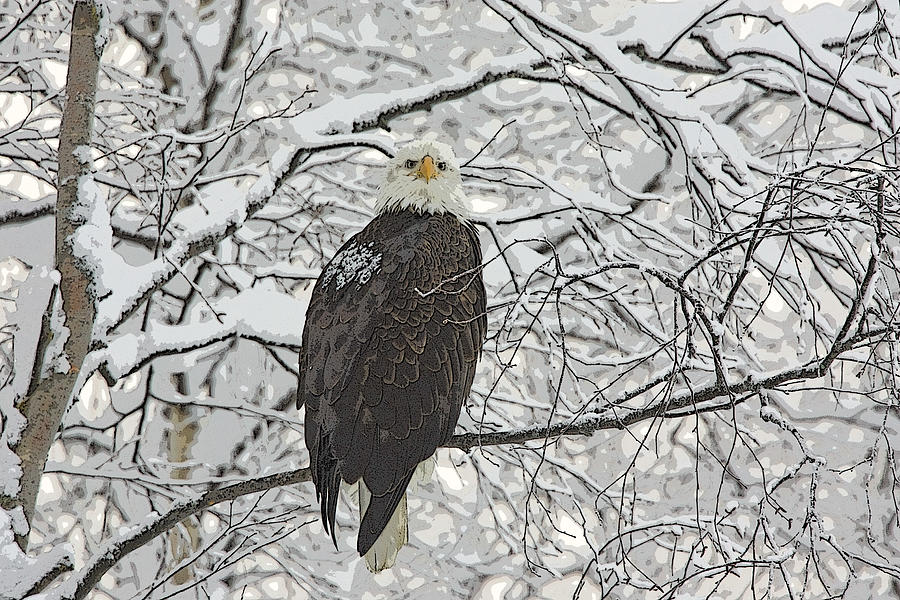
[[298, 140, 487, 571]]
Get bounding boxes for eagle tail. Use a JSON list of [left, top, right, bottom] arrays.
[[356, 459, 434, 572], [359, 481, 408, 573], [311, 430, 341, 550]]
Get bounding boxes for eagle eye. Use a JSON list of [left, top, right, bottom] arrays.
[[404, 159, 417, 169], [436, 161, 447, 171]]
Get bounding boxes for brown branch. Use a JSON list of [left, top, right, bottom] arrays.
[[7, 0, 106, 549], [24, 556, 75, 597]]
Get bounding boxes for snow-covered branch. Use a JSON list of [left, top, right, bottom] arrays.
[[91, 288, 306, 383]]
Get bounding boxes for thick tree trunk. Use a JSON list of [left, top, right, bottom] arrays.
[[11, 0, 104, 548]]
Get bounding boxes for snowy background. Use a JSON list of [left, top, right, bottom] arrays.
[[1, 0, 899, 598]]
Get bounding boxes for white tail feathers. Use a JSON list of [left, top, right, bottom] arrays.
[[359, 481, 408, 572], [358, 458, 434, 572]]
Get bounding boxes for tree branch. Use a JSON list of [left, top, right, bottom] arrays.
[[447, 325, 895, 452], [8, 0, 105, 548], [50, 322, 896, 599], [343, 60, 550, 134], [0, 198, 54, 226], [52, 468, 311, 600]]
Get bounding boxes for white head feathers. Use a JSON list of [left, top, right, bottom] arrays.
[[375, 140, 468, 218]]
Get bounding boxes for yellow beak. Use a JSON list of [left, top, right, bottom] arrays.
[[417, 156, 436, 182]]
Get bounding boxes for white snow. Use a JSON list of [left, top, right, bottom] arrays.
[[72, 145, 91, 165], [93, 148, 298, 339], [70, 174, 131, 304], [94, 2, 110, 56], [7, 266, 57, 398]]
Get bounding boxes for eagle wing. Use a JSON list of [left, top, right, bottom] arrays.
[[298, 212, 486, 554]]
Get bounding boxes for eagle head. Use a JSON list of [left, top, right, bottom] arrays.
[[375, 139, 468, 218]]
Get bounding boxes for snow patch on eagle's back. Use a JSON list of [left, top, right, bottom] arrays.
[[322, 241, 382, 290]]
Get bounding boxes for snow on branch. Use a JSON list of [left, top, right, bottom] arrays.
[[92, 145, 305, 338], [448, 324, 896, 452], [491, 0, 764, 192], [702, 2, 898, 133], [307, 52, 551, 135], [0, 197, 55, 226], [90, 288, 306, 383]]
